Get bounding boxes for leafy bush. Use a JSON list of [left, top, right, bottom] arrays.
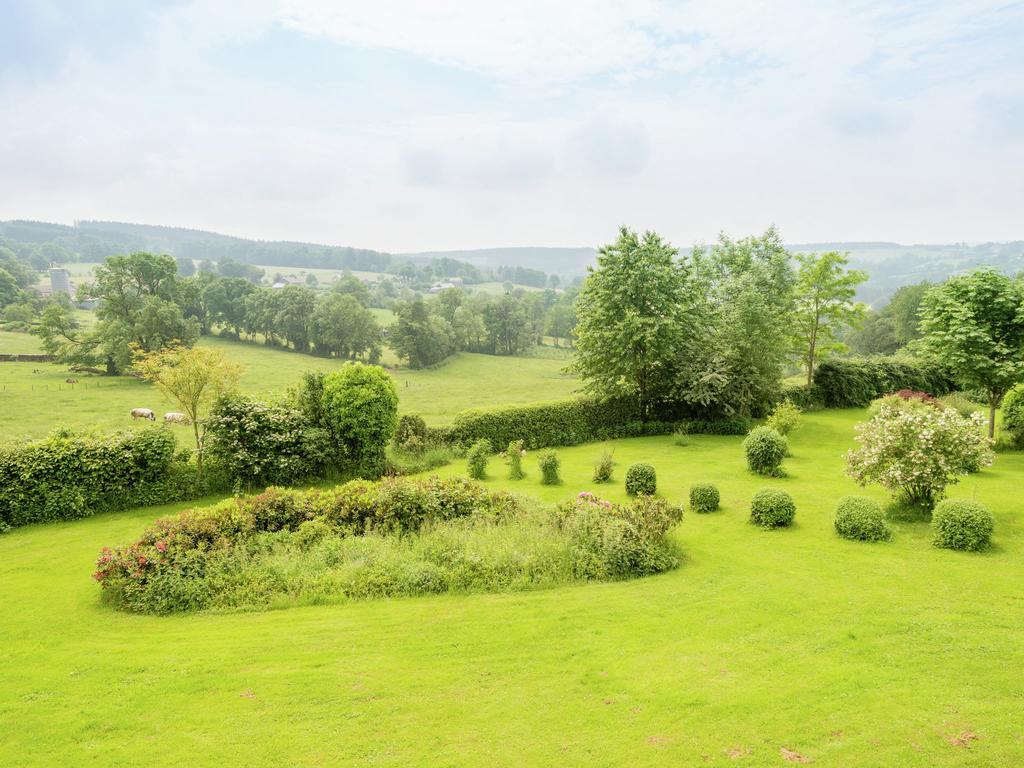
[[833, 496, 891, 542], [742, 427, 788, 476], [592, 450, 615, 483], [846, 400, 993, 508], [321, 363, 399, 476], [538, 449, 561, 485], [749, 488, 796, 528], [624, 463, 656, 496], [689, 483, 720, 513], [0, 427, 205, 529], [931, 499, 994, 551], [206, 394, 331, 487], [96, 481, 682, 613], [813, 356, 955, 408], [466, 439, 491, 480], [505, 439, 526, 480], [765, 401, 801, 435], [394, 414, 428, 451], [1001, 385, 1024, 448], [780, 383, 823, 411]]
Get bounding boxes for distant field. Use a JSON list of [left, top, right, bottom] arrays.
[[469, 281, 546, 294], [0, 330, 44, 354], [0, 336, 578, 440]]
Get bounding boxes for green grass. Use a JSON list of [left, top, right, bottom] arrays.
[[2, 409, 1022, 765], [0, 330, 44, 354], [0, 339, 578, 439]]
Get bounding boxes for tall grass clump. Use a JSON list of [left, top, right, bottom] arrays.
[[592, 449, 615, 483]]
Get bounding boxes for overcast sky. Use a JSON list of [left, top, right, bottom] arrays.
[[1, 1, 1022, 252]]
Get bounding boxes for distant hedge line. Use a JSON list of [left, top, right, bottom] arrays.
[[812, 356, 955, 408], [426, 398, 751, 450], [0, 428, 225, 530]]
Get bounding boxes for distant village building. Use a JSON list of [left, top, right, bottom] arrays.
[[49, 268, 71, 296], [271, 275, 303, 289], [429, 281, 456, 294]]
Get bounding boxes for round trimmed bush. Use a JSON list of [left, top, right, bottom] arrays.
[[689, 483, 720, 513], [625, 463, 657, 496], [833, 496, 891, 542], [742, 426, 788, 476], [749, 488, 796, 528], [932, 499, 994, 551]]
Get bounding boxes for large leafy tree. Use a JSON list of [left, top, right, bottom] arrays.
[[917, 268, 1024, 437], [390, 298, 453, 368], [792, 251, 867, 385], [572, 227, 692, 418], [311, 293, 382, 361]]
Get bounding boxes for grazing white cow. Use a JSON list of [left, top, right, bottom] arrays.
[[163, 412, 189, 425], [130, 408, 156, 421]]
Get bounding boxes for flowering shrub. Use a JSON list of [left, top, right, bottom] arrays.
[[466, 439, 491, 480], [833, 496, 891, 542], [749, 488, 796, 528], [932, 499, 994, 551], [505, 439, 526, 480], [846, 400, 993, 508], [624, 463, 656, 496], [742, 427, 788, 476], [765, 401, 801, 435], [689, 483, 720, 513], [592, 449, 615, 483], [538, 450, 561, 485]]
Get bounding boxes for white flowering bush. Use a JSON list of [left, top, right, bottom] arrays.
[[846, 401, 993, 508]]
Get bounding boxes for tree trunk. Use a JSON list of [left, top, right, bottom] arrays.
[[988, 400, 997, 439], [194, 421, 204, 473]]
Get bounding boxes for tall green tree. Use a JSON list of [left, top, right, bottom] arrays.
[[792, 251, 867, 385], [572, 227, 692, 417], [917, 268, 1024, 437], [390, 299, 454, 368]]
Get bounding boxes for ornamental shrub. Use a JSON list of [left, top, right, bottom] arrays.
[[742, 427, 788, 476], [833, 496, 891, 542], [538, 449, 561, 485], [932, 499, 994, 551], [394, 414, 428, 452], [765, 400, 801, 435], [505, 439, 526, 480], [592, 449, 615, 483], [749, 488, 796, 528], [689, 483, 720, 513], [624, 463, 656, 496], [846, 400, 993, 509], [466, 439, 491, 480], [321, 363, 399, 477], [1002, 385, 1024, 448]]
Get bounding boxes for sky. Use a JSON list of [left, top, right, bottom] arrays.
[[1, 0, 1022, 252]]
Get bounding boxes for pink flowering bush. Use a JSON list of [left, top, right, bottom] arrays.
[[846, 400, 993, 508]]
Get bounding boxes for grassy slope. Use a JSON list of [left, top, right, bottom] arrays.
[[1, 410, 1022, 766], [0, 336, 578, 439]]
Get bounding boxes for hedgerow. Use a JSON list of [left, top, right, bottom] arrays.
[[813, 356, 956, 408]]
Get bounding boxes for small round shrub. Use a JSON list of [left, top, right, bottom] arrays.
[[833, 496, 891, 542], [466, 439, 492, 480], [538, 449, 561, 485], [749, 488, 796, 528], [625, 463, 656, 496], [766, 400, 801, 435], [689, 483, 720, 513], [742, 426, 788, 476], [932, 499, 994, 551], [592, 450, 615, 483]]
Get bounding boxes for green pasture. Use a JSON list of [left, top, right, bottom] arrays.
[[1, 409, 1022, 766], [0, 336, 578, 439]]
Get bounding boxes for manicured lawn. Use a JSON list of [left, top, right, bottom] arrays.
[[1, 409, 1022, 765], [0, 339, 578, 439]]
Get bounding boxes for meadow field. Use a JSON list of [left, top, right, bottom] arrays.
[[1, 409, 1021, 766], [0, 333, 578, 438]]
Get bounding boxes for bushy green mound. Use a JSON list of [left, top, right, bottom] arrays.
[[833, 496, 891, 542], [538, 450, 560, 485], [95, 479, 682, 614], [742, 427, 787, 476], [624, 463, 657, 495], [689, 483, 720, 513], [749, 488, 796, 528], [466, 439, 491, 479], [932, 499, 994, 552]]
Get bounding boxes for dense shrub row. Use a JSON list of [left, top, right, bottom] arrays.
[[0, 428, 223, 529], [95, 479, 683, 613], [813, 356, 955, 408]]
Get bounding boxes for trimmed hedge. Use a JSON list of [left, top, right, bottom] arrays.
[[932, 499, 994, 551], [779, 384, 824, 411], [833, 496, 891, 542], [813, 357, 955, 408], [0, 427, 220, 529], [625, 463, 657, 496], [689, 483, 720, 513], [743, 427, 788, 476], [749, 488, 796, 528]]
